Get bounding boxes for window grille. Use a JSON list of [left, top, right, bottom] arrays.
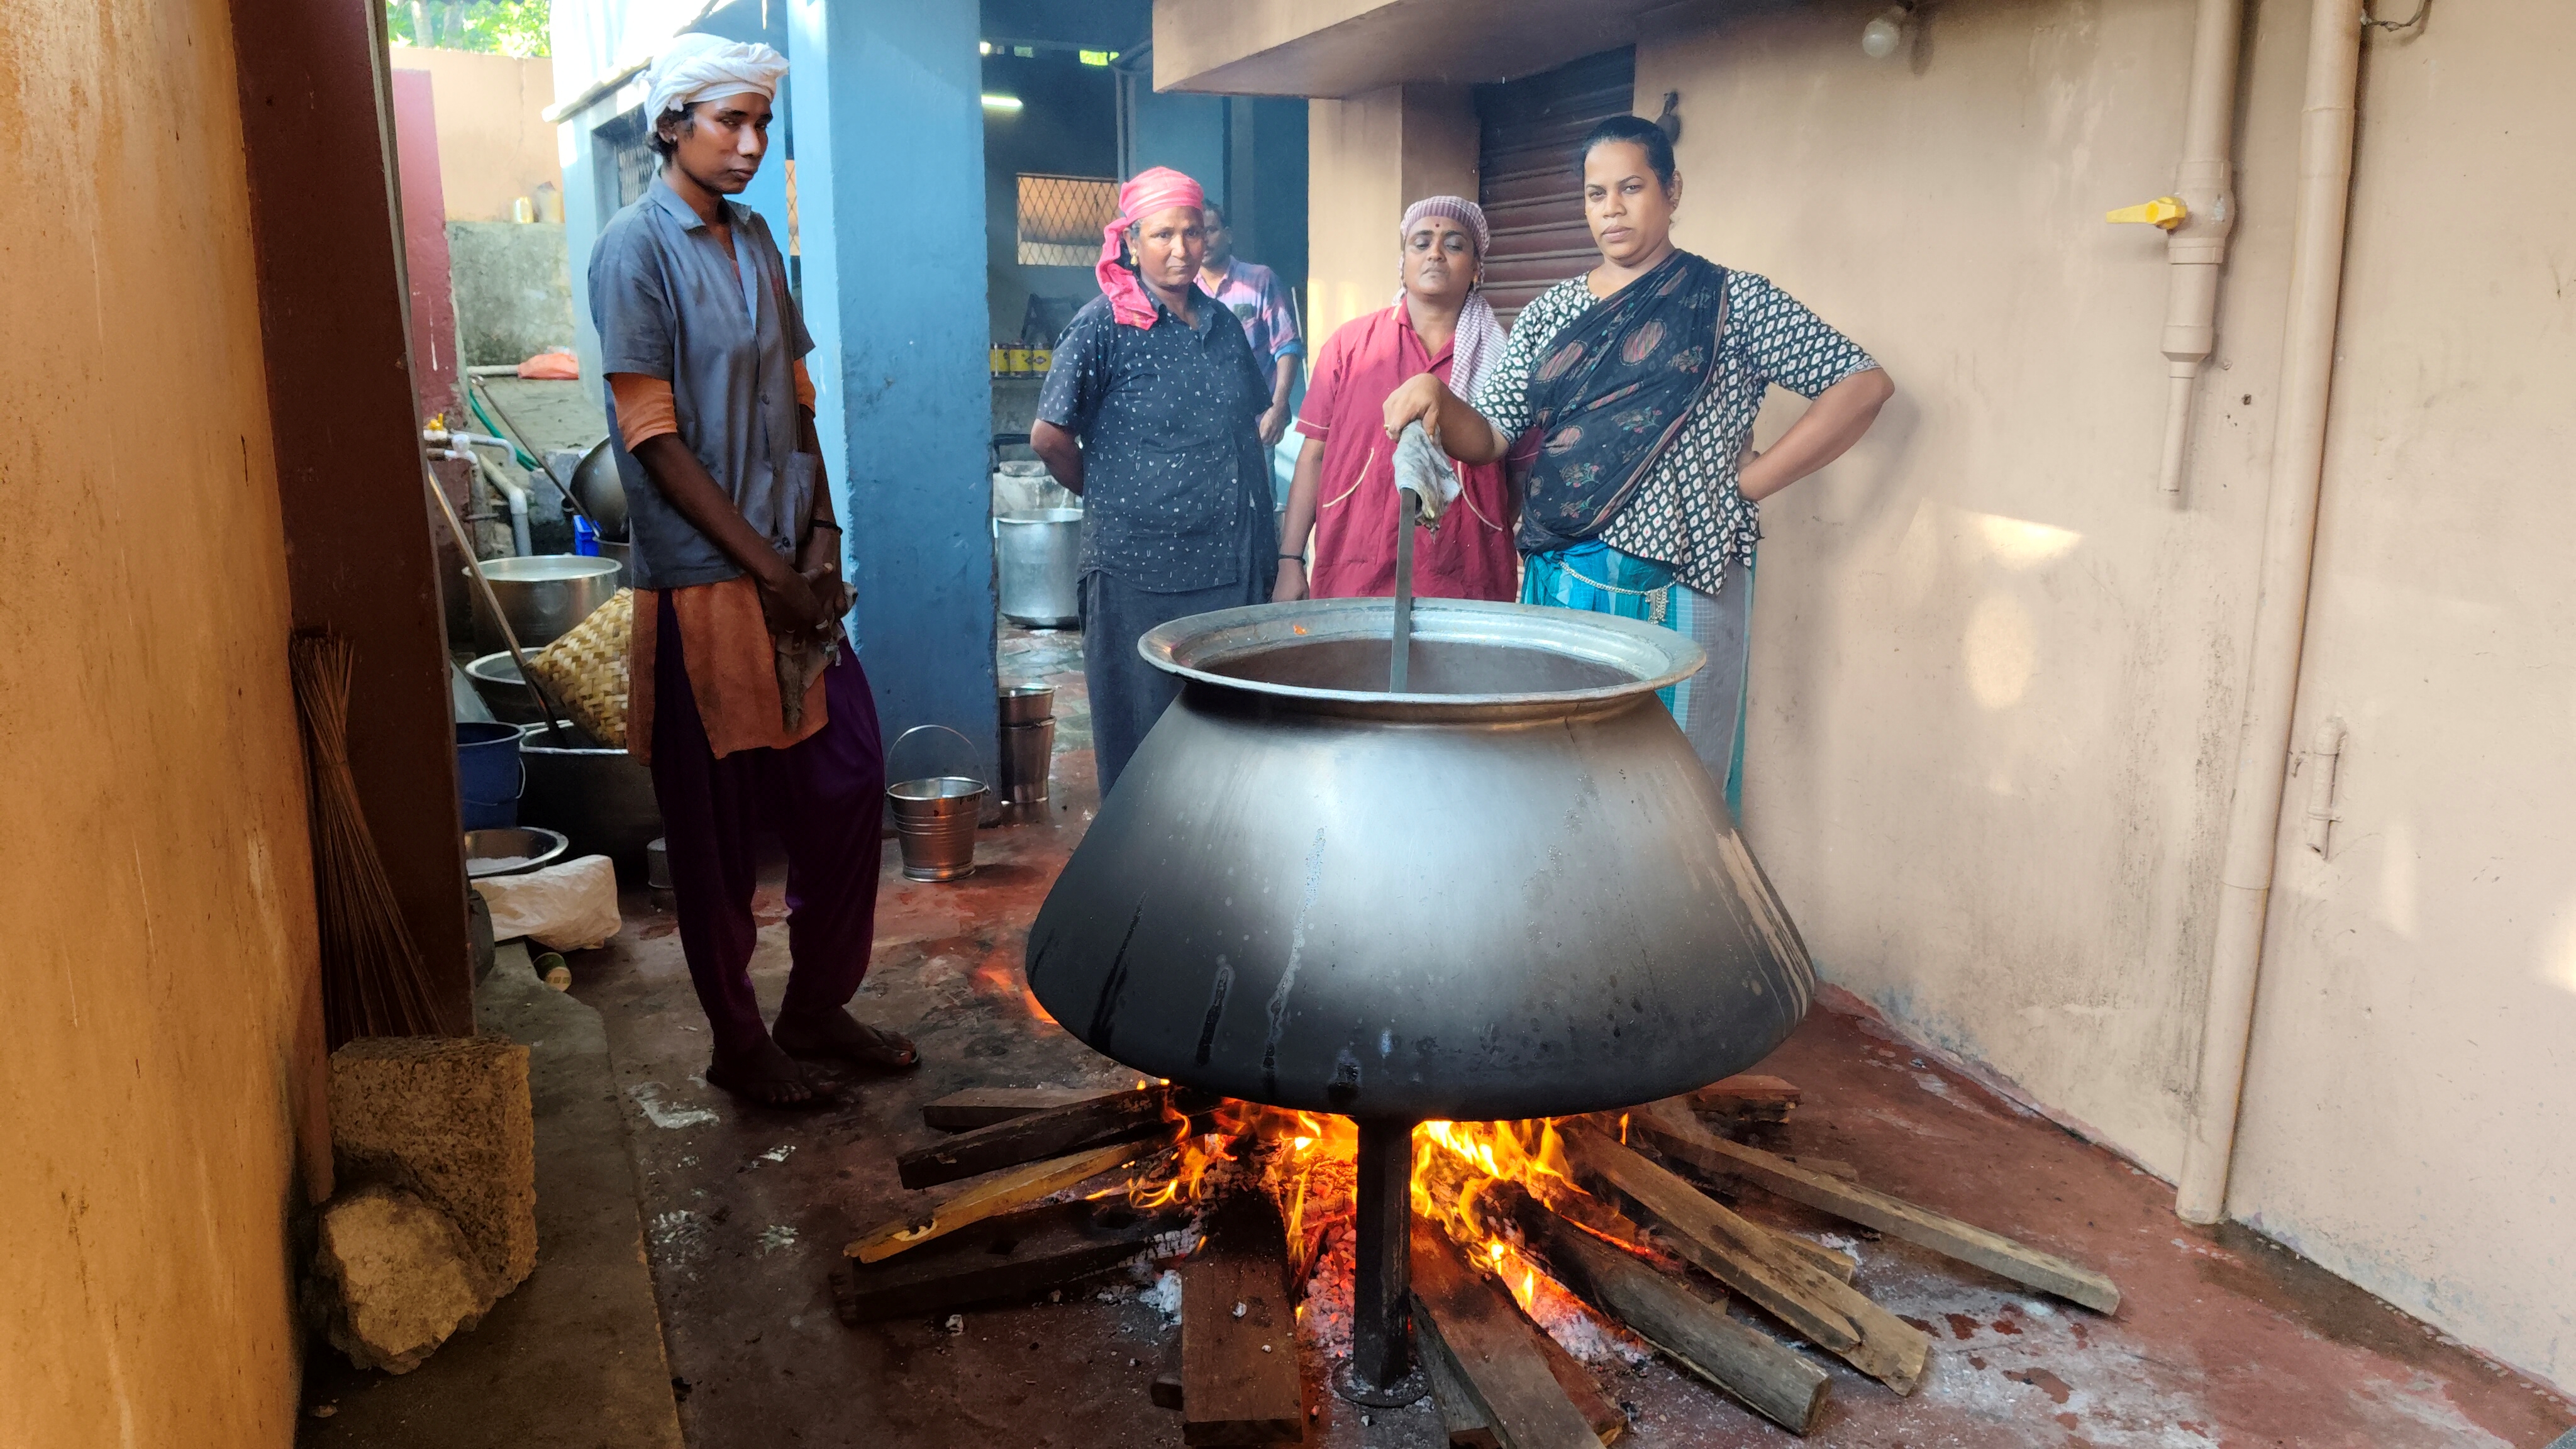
[[1018, 174, 1121, 267]]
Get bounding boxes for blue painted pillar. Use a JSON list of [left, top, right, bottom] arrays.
[[787, 0, 997, 782]]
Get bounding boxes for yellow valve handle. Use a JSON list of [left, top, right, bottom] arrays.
[[2106, 196, 2187, 230]]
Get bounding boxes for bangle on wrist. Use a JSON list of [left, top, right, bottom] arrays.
[[1278, 554, 1304, 564]]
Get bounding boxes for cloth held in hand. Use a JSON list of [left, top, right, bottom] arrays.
[[1392, 421, 1463, 529]]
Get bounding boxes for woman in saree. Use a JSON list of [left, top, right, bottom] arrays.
[[1382, 114, 1892, 813]]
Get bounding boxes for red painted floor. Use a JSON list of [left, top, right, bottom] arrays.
[[562, 625, 2575, 1449]]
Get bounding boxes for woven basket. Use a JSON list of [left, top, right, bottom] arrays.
[[526, 587, 631, 748]]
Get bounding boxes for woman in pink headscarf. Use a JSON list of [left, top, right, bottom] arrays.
[[1275, 196, 1518, 602], [1029, 169, 1279, 793]]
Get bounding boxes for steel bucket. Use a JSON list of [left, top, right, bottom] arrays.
[[996, 508, 1082, 628], [1024, 597, 1816, 1122], [999, 719, 1055, 811], [466, 554, 622, 655], [887, 724, 987, 881], [998, 680, 1055, 726]]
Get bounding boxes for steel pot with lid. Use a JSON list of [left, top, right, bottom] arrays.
[[1025, 597, 1815, 1123]]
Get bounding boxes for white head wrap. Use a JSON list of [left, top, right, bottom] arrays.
[[1393, 196, 1510, 402], [647, 33, 789, 123]]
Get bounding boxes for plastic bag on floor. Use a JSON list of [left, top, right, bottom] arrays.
[[473, 854, 621, 952]]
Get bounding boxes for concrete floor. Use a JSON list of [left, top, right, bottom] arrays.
[[560, 624, 2576, 1449]]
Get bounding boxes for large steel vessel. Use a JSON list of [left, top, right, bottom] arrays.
[[1026, 597, 1814, 1122]]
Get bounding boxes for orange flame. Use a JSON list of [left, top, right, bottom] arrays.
[[1409, 1119, 1640, 1361], [965, 949, 1059, 1025]]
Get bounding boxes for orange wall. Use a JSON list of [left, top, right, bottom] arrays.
[[0, 0, 326, 1444], [393, 46, 562, 222]]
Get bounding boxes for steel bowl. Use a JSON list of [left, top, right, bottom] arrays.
[[464, 652, 568, 726], [464, 825, 569, 879], [465, 554, 621, 657], [570, 435, 628, 540]]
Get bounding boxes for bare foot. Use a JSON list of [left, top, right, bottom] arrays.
[[774, 1006, 920, 1073], [704, 1037, 836, 1109]]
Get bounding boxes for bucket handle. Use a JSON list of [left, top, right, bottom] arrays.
[[888, 723, 985, 790]]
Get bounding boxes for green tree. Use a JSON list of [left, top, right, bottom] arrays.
[[387, 1, 550, 58]]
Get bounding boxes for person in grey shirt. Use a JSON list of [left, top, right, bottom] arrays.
[[589, 35, 916, 1108], [1032, 167, 1277, 795]]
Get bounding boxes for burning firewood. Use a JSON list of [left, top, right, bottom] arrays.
[[1411, 1220, 1616, 1449], [1472, 1181, 1829, 1435], [1180, 1185, 1307, 1445], [1624, 1099, 2122, 1313], [1686, 1075, 1802, 1128], [845, 1139, 1152, 1263], [829, 1197, 1185, 1324], [896, 1083, 1217, 1189], [1560, 1123, 1930, 1394]]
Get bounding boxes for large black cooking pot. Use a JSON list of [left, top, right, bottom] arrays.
[[1026, 598, 1814, 1121]]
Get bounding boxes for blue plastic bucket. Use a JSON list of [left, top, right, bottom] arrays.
[[456, 721, 526, 831]]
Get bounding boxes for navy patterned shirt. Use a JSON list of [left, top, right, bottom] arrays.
[[1474, 267, 1878, 595], [1039, 289, 1274, 593]]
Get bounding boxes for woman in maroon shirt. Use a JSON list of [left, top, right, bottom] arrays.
[[1274, 197, 1518, 602]]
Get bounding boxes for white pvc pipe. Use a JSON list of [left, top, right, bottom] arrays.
[[476, 457, 533, 558], [2155, 0, 2247, 498], [426, 430, 535, 557], [2176, 0, 2368, 1226]]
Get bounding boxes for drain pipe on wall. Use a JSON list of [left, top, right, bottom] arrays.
[[2111, 0, 2247, 499], [2176, 0, 2369, 1226]]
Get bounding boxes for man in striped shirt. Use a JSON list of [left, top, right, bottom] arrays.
[[1197, 201, 1302, 446]]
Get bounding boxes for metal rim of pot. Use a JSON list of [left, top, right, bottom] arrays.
[[1138, 597, 1707, 718]]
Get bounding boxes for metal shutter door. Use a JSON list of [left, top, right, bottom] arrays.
[[1475, 48, 1636, 323]]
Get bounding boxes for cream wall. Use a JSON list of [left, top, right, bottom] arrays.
[[0, 0, 327, 1444], [2223, 0, 2576, 1390], [394, 46, 562, 221], [1640, 0, 2304, 1173], [1639, 0, 2575, 1388], [1306, 83, 1477, 347]]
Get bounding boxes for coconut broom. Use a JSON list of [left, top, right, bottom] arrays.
[[289, 630, 457, 1046]]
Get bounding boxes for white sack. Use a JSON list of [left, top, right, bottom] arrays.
[[474, 854, 622, 952]]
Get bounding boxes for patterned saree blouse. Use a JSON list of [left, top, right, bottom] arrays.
[[1472, 265, 1878, 596]]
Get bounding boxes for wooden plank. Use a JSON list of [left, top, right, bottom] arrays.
[[1755, 1226, 1858, 1283], [1410, 1221, 1603, 1449], [829, 1198, 1180, 1323], [1531, 1211, 1829, 1435], [1560, 1126, 1857, 1352], [1416, 1307, 1504, 1449], [898, 1084, 1192, 1189], [1182, 1189, 1304, 1445], [847, 1140, 1146, 1263], [1560, 1124, 1928, 1394], [921, 1085, 1116, 1131], [1628, 1099, 2121, 1314], [1685, 1074, 1802, 1124]]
